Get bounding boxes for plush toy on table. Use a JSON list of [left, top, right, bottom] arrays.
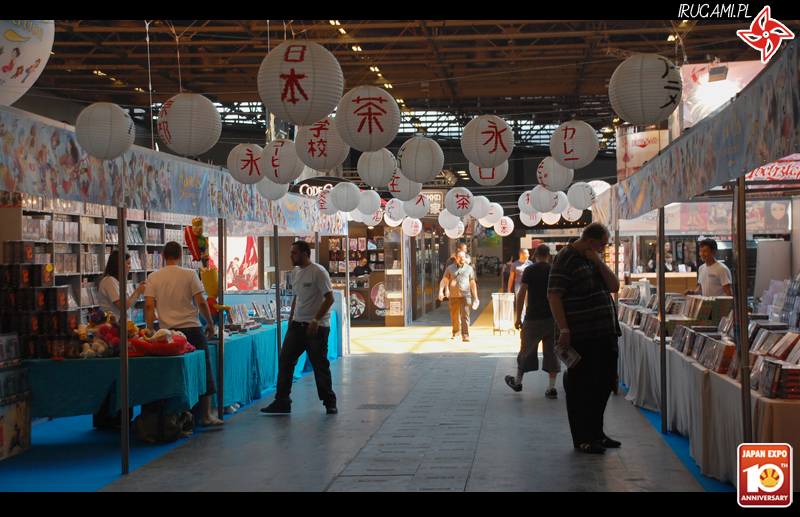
[[199, 267, 230, 326], [185, 217, 209, 268]]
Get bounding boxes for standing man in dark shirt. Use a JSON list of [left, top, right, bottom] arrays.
[[439, 251, 478, 342], [548, 223, 621, 454], [505, 243, 560, 398], [353, 257, 371, 277]]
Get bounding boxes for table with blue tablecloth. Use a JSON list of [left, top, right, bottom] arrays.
[[26, 351, 208, 419]]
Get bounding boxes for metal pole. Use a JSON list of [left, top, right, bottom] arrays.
[[273, 225, 281, 352], [216, 217, 225, 422], [117, 207, 129, 474], [658, 206, 667, 434], [314, 231, 320, 263], [735, 175, 753, 443], [258, 236, 265, 290]]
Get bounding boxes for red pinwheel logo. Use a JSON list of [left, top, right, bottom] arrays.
[[737, 6, 795, 64]]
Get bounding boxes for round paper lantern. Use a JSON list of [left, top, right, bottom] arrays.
[[469, 161, 508, 186], [471, 196, 491, 220], [438, 209, 460, 231], [357, 189, 382, 216], [157, 93, 222, 156], [295, 117, 350, 171], [567, 182, 596, 210], [257, 40, 343, 126], [316, 188, 337, 215], [519, 211, 542, 227], [0, 20, 55, 106], [549, 120, 598, 170], [397, 136, 444, 184], [483, 202, 504, 225], [608, 53, 682, 127], [403, 193, 430, 219], [227, 143, 266, 184], [445, 221, 465, 239], [384, 211, 403, 227], [335, 85, 401, 152], [529, 185, 560, 213], [461, 115, 514, 168], [387, 170, 422, 202], [75, 102, 136, 161], [262, 139, 305, 184], [363, 208, 384, 226], [384, 198, 406, 222], [495, 216, 515, 237], [256, 177, 290, 201], [330, 182, 361, 212], [562, 205, 583, 222], [402, 217, 423, 237], [588, 180, 611, 197], [553, 191, 569, 214], [357, 148, 396, 188], [444, 187, 474, 217], [518, 191, 536, 216], [542, 212, 562, 225], [346, 210, 362, 223], [537, 157, 574, 192]]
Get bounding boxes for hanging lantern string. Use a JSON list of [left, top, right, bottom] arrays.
[[166, 20, 198, 94], [145, 20, 155, 151]]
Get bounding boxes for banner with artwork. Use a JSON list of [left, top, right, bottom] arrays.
[[617, 39, 800, 220]]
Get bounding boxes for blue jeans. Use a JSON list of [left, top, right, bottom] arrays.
[[275, 321, 335, 407]]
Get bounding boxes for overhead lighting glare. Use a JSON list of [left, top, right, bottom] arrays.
[[667, 34, 676, 42], [352, 45, 362, 52], [395, 98, 404, 104], [384, 83, 393, 89], [329, 20, 340, 25], [135, 87, 145, 93], [93, 70, 106, 76], [339, 28, 347, 35], [370, 66, 380, 72]]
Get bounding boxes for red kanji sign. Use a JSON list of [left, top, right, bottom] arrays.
[[280, 68, 308, 105], [158, 121, 172, 144], [481, 120, 508, 154], [271, 141, 285, 179], [456, 194, 471, 210], [283, 45, 308, 63], [351, 95, 388, 134], [561, 125, 579, 162], [240, 149, 262, 178], [479, 167, 495, 180]]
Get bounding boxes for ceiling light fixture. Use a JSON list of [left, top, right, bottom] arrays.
[[329, 20, 340, 25], [339, 28, 346, 35]]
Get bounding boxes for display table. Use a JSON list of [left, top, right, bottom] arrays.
[[27, 351, 208, 419], [618, 322, 799, 490], [629, 272, 697, 294]]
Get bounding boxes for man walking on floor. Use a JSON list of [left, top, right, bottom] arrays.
[[439, 250, 479, 342], [505, 243, 560, 398], [548, 223, 622, 454], [262, 241, 338, 415]]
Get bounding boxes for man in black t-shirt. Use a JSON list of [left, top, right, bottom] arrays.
[[505, 243, 560, 398], [353, 257, 371, 277]]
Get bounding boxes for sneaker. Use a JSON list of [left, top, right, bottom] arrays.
[[462, 336, 470, 342], [599, 436, 621, 448], [260, 401, 291, 414], [452, 333, 459, 340], [575, 442, 606, 454], [504, 375, 522, 392], [545, 388, 557, 399]]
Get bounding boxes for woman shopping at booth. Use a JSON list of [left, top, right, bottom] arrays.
[[98, 250, 146, 321]]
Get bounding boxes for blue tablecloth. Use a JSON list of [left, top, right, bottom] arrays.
[[26, 351, 208, 419]]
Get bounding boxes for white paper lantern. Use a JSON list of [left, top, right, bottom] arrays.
[[295, 117, 350, 171], [483, 202, 504, 225], [588, 180, 611, 197], [227, 143, 266, 184], [567, 182, 597, 210], [445, 221, 465, 239], [495, 216, 515, 237], [330, 182, 361, 212], [403, 193, 430, 219], [256, 177, 290, 201], [469, 161, 508, 186], [444, 187, 474, 217], [470, 196, 491, 220], [397, 136, 444, 184], [335, 85, 401, 152], [542, 212, 562, 225], [520, 211, 542, 227], [438, 209, 460, 230], [461, 115, 514, 168], [257, 40, 343, 126], [0, 20, 55, 106], [562, 205, 584, 222], [346, 210, 362, 223], [75, 102, 135, 161], [518, 191, 536, 215], [357, 189, 382, 216], [384, 211, 403, 227], [387, 170, 422, 202], [549, 120, 598, 170], [402, 217, 423, 237], [529, 185, 560, 213], [157, 93, 222, 157], [363, 208, 384, 226], [537, 157, 574, 192], [316, 188, 338, 215], [261, 139, 305, 184], [608, 53, 682, 127], [357, 148, 396, 188], [384, 198, 406, 222], [553, 191, 569, 214]]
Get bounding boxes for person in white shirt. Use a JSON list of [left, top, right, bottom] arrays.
[[684, 239, 732, 297], [261, 241, 337, 415], [144, 241, 223, 427], [97, 250, 146, 322]]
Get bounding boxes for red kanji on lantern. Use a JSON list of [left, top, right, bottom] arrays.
[[561, 125, 579, 161], [240, 149, 262, 178], [351, 96, 388, 134], [388, 175, 401, 192], [283, 45, 308, 63], [160, 99, 174, 117], [271, 140, 285, 179], [309, 119, 330, 138], [280, 69, 308, 105], [158, 121, 172, 144], [414, 194, 426, 205], [456, 194, 471, 210], [481, 121, 508, 155], [308, 139, 328, 158], [479, 167, 495, 180]]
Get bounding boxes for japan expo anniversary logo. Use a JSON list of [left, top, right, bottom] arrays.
[[738, 443, 793, 508]]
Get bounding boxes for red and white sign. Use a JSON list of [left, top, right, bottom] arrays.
[[738, 443, 793, 508], [737, 6, 795, 64], [335, 85, 401, 152]]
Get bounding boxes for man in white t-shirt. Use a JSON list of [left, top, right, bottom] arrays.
[[684, 239, 732, 297], [145, 241, 223, 427], [261, 240, 337, 415]]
